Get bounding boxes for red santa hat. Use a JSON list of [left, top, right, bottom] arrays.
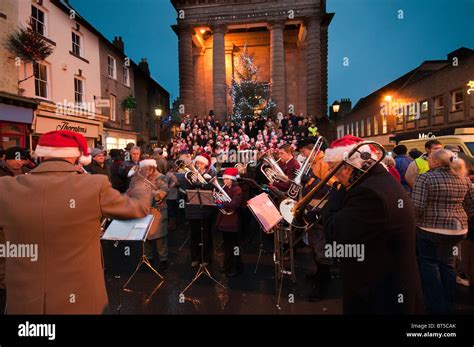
[[222, 167, 239, 180], [194, 152, 211, 167], [34, 130, 91, 165], [324, 135, 378, 168], [139, 159, 157, 168]]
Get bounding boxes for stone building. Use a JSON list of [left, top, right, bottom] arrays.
[[171, 0, 333, 122], [336, 47, 474, 149]]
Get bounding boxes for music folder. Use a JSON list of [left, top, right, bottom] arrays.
[[101, 215, 154, 241], [247, 192, 283, 233]]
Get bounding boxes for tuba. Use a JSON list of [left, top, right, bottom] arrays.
[[280, 141, 386, 226], [260, 152, 289, 184], [235, 160, 255, 175], [209, 176, 234, 215], [287, 137, 324, 199]]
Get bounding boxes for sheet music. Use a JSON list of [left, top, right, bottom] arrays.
[[247, 193, 282, 232], [101, 215, 154, 241]]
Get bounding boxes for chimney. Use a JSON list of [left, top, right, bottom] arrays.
[[112, 36, 124, 52], [139, 58, 150, 76]]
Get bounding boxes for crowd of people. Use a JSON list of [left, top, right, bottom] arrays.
[[0, 114, 473, 315]]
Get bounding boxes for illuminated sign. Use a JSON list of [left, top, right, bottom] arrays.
[[467, 81, 474, 95]]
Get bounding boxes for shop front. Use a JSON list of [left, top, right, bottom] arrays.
[[33, 114, 101, 150], [0, 93, 37, 150], [103, 128, 138, 151]]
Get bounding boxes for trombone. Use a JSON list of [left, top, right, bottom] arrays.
[[287, 137, 324, 199], [127, 165, 159, 191], [209, 176, 234, 215], [280, 141, 386, 227]]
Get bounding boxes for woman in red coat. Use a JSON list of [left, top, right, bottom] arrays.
[[215, 168, 244, 277]]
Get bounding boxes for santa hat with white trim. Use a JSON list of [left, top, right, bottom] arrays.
[[139, 159, 157, 168], [222, 167, 239, 180], [194, 152, 211, 168], [324, 135, 378, 169], [34, 130, 91, 165]]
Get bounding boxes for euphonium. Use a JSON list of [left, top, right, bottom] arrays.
[[280, 141, 386, 225], [209, 176, 234, 215], [178, 162, 208, 185], [260, 152, 289, 184]]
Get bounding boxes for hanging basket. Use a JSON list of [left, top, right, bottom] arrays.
[[6, 23, 54, 62], [122, 95, 137, 110]]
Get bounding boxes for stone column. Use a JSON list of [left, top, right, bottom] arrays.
[[305, 16, 322, 119], [212, 24, 227, 121], [269, 21, 286, 115], [178, 25, 194, 115]]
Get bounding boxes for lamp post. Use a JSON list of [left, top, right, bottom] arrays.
[[331, 101, 341, 139], [155, 106, 162, 146]]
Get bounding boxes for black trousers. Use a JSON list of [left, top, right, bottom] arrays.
[[220, 230, 242, 271], [189, 218, 213, 263]]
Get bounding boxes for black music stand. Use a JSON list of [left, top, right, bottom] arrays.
[[180, 189, 226, 295]]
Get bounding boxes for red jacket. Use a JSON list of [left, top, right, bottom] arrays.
[[215, 182, 243, 232], [273, 157, 300, 192]]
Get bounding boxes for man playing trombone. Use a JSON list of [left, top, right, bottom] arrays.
[[320, 135, 423, 314]]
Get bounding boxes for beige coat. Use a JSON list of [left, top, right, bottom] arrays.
[[0, 160, 151, 314]]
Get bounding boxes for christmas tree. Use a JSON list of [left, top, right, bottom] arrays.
[[229, 45, 276, 121]]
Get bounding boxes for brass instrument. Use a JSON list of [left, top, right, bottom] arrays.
[[127, 165, 159, 191], [260, 152, 289, 184], [280, 141, 386, 226], [235, 160, 255, 175], [209, 176, 234, 215], [287, 137, 324, 199], [178, 162, 208, 185]]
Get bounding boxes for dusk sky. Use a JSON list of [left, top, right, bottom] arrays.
[[71, 0, 474, 109]]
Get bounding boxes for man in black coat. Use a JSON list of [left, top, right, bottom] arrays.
[[321, 135, 423, 314]]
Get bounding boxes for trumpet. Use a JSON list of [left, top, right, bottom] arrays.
[[178, 162, 208, 185], [127, 165, 159, 191], [209, 176, 234, 215], [260, 152, 289, 184], [280, 141, 386, 226]]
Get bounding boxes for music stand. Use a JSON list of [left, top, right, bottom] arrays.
[[180, 189, 225, 295], [101, 216, 164, 290]]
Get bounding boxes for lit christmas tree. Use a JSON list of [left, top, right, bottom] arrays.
[[229, 45, 276, 121]]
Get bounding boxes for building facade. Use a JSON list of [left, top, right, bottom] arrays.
[[0, 0, 171, 151], [0, 0, 37, 149], [335, 48, 474, 149], [17, 0, 105, 149], [133, 59, 170, 148], [99, 36, 138, 150], [171, 0, 333, 122]]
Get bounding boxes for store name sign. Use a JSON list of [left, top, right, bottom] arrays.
[[36, 117, 99, 138], [418, 132, 436, 139], [56, 121, 87, 134], [468, 81, 474, 95]]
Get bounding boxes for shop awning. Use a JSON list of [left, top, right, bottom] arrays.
[[0, 103, 34, 124]]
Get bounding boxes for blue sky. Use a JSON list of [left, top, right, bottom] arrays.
[[71, 0, 474, 108]]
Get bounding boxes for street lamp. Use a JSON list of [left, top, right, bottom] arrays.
[[332, 103, 340, 113], [155, 106, 162, 146]]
